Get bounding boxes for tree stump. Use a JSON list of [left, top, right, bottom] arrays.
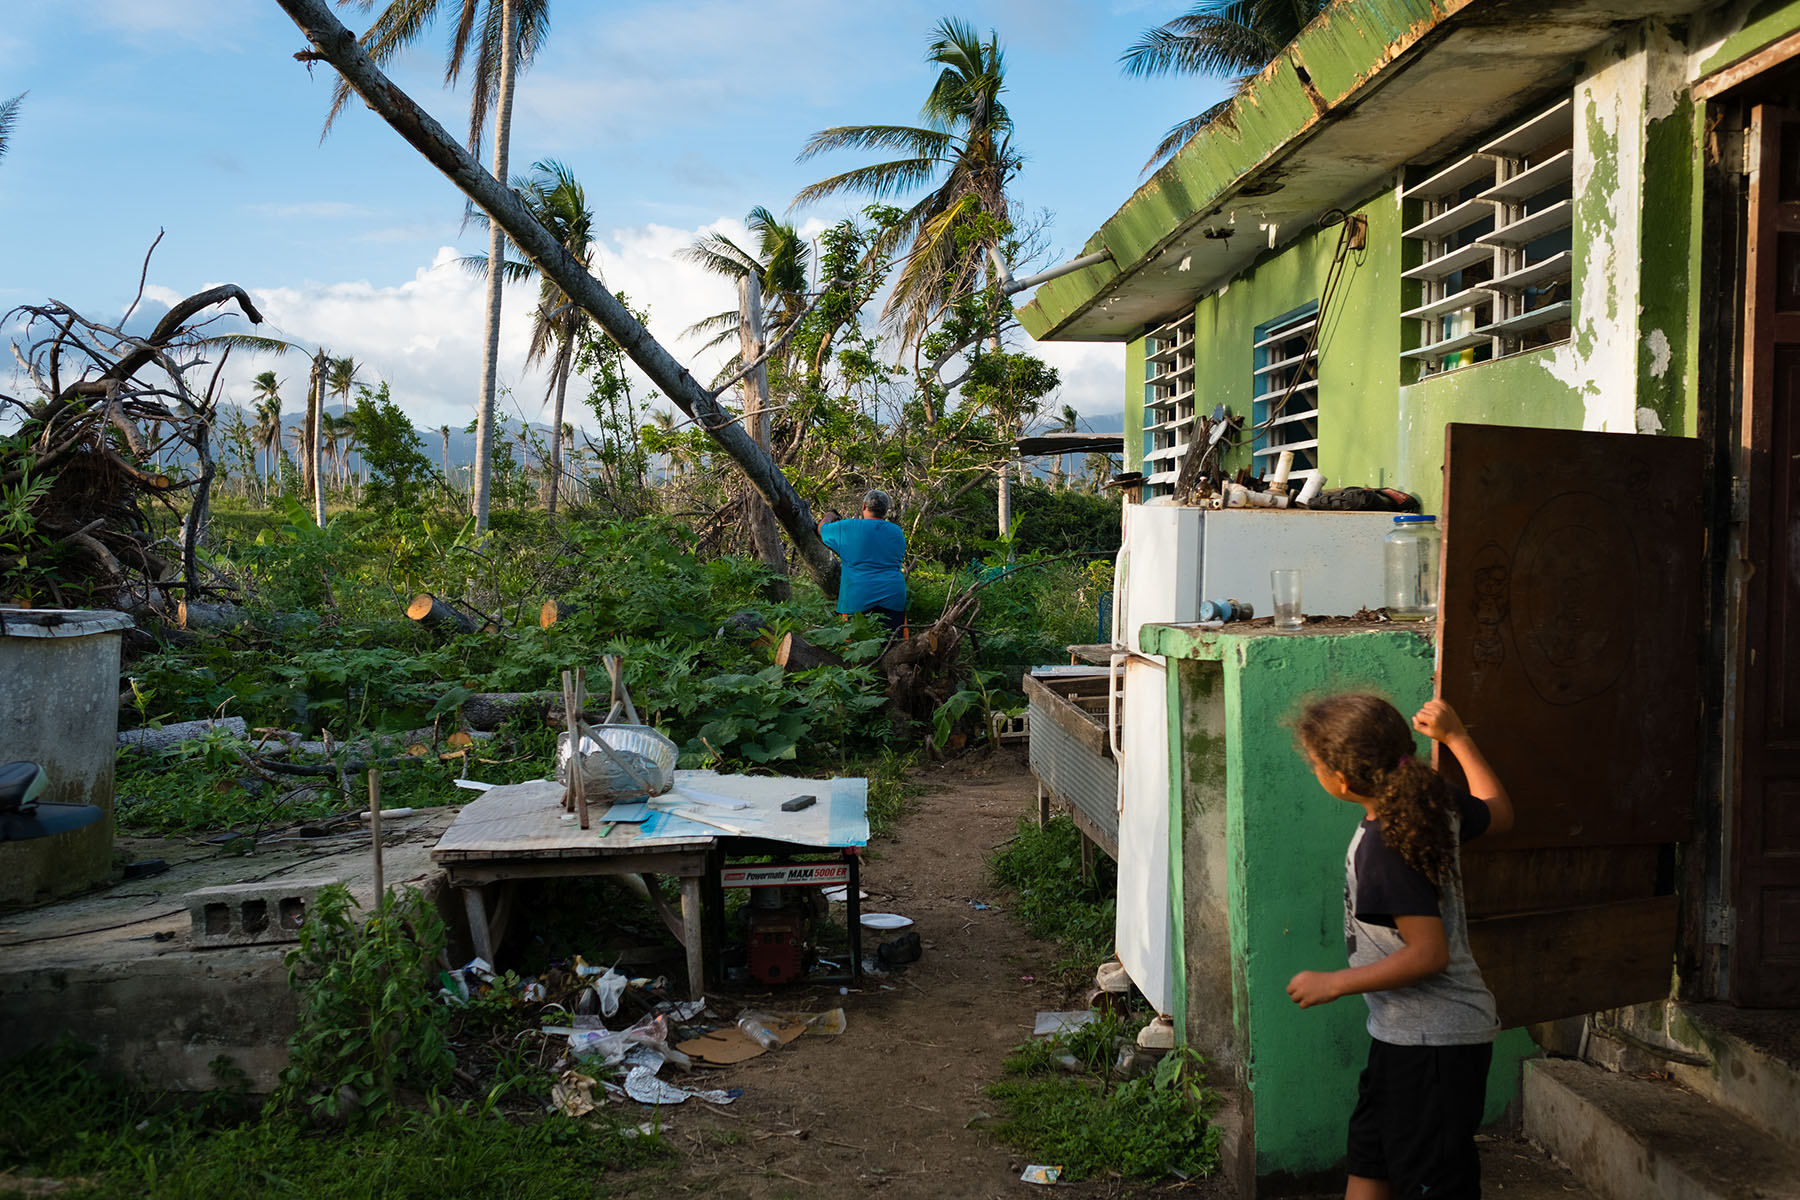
[[776, 631, 846, 671], [407, 593, 477, 634]]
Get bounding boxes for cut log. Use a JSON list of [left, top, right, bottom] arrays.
[[118, 716, 249, 752], [459, 691, 560, 731], [177, 599, 247, 629], [540, 599, 577, 628], [776, 631, 846, 671], [407, 593, 477, 634]]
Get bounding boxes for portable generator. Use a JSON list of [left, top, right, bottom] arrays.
[[744, 886, 826, 985]]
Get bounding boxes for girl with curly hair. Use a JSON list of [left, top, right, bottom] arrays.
[[1287, 694, 1514, 1200]]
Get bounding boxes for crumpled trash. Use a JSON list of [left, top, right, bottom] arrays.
[[623, 1065, 740, 1106], [561, 1013, 691, 1070], [657, 998, 709, 1022], [573, 957, 628, 1018], [1020, 1165, 1063, 1185], [551, 1070, 597, 1117], [437, 957, 498, 1005]]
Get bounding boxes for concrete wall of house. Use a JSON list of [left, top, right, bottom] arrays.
[[1126, 22, 1709, 512], [1124, 336, 1146, 473], [1173, 657, 1233, 1061], [1147, 625, 1535, 1179]]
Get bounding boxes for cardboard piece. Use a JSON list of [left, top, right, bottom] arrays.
[[675, 1018, 806, 1066]]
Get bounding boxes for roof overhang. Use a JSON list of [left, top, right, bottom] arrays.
[[1020, 0, 1714, 343]]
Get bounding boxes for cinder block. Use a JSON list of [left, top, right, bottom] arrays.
[[186, 876, 340, 948]]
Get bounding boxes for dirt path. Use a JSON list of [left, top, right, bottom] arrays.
[[622, 749, 1201, 1200]]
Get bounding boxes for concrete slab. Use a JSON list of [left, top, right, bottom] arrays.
[[0, 806, 459, 1092], [1524, 1057, 1800, 1200]]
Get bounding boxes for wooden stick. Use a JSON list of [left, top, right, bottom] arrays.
[[560, 669, 588, 827], [572, 667, 590, 828], [666, 806, 750, 836], [368, 769, 384, 900], [559, 671, 577, 814]]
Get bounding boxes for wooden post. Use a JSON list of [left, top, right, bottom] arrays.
[[680, 875, 705, 1001], [368, 769, 383, 901]]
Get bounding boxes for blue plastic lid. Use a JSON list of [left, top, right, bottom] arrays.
[[1393, 514, 1436, 524]]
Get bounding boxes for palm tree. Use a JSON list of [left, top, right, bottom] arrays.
[[324, 0, 552, 532], [461, 160, 594, 515], [326, 357, 360, 483], [794, 18, 1020, 354], [0, 93, 23, 165], [211, 336, 333, 523], [1122, 1, 1328, 170], [680, 206, 812, 360], [251, 371, 284, 497], [1049, 402, 1078, 490]]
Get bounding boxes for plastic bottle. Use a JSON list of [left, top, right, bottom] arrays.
[[736, 1009, 782, 1051], [1384, 515, 1440, 621]]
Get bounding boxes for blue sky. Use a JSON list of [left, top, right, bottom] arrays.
[[1, 0, 1228, 431]]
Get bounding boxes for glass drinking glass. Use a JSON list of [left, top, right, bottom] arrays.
[[1271, 568, 1302, 630]]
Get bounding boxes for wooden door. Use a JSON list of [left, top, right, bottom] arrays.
[[1437, 422, 1704, 1028], [1735, 105, 1800, 1006]]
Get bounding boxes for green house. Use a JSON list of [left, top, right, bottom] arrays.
[[1023, 0, 1800, 1190]]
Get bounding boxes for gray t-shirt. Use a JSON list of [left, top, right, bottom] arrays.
[[1344, 787, 1499, 1046]]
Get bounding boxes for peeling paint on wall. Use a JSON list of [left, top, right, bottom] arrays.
[[1637, 406, 1665, 435], [1647, 327, 1672, 377], [1536, 37, 1645, 435]]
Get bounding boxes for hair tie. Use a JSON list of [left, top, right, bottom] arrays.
[[1395, 754, 1413, 768]]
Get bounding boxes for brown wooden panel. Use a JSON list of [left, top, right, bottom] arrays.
[[1468, 896, 1678, 1028], [1462, 844, 1661, 918], [1735, 106, 1800, 1005], [1438, 423, 1703, 850]]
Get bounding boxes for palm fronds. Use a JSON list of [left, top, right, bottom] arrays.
[[1122, 1, 1328, 170], [0, 92, 24, 164]]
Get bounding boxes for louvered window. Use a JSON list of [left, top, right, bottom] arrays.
[[1402, 97, 1574, 375], [1252, 304, 1321, 479], [1142, 314, 1197, 498]]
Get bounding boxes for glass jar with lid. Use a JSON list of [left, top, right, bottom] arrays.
[[1384, 515, 1440, 621]]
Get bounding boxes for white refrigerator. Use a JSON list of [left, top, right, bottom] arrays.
[[1109, 503, 1394, 1015]]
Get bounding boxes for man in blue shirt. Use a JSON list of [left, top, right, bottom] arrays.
[[819, 489, 908, 633]]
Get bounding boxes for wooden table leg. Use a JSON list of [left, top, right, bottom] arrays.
[[679, 875, 705, 1001]]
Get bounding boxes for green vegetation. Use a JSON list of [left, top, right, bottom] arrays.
[[989, 813, 1118, 968], [276, 885, 454, 1125], [987, 1014, 1221, 1183], [0, 1042, 664, 1200], [112, 504, 1103, 840]]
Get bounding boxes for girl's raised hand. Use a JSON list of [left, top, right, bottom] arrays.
[[1412, 699, 1467, 744]]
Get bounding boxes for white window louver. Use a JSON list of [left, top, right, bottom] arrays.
[[1401, 97, 1574, 375]]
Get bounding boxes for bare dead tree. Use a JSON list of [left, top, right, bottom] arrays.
[[276, 0, 842, 597], [3, 246, 264, 610]]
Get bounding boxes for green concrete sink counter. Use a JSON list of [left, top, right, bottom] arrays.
[[1137, 621, 1533, 1187]]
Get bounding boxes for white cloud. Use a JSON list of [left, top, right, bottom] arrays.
[[86, 0, 254, 46], [187, 212, 1120, 440], [1031, 339, 1125, 421]]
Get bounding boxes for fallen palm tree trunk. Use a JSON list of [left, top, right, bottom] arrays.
[[274, 0, 841, 598]]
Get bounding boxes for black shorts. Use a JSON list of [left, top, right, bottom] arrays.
[[1345, 1038, 1493, 1198]]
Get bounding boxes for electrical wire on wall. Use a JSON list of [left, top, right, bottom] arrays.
[[1244, 207, 1367, 445]]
